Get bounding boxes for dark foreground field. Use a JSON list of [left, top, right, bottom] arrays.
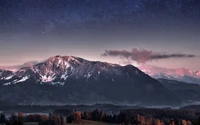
[[1, 104, 200, 125], [23, 120, 117, 125], [65, 120, 117, 125]]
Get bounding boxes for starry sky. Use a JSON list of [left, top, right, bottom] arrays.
[[0, 0, 200, 71]]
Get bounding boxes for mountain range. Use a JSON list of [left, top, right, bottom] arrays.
[[139, 66, 200, 84], [1, 58, 200, 85], [0, 55, 180, 106]]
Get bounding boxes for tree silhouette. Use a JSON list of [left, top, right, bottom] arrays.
[[72, 111, 81, 123]]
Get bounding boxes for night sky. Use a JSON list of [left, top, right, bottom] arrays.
[[0, 0, 200, 70]]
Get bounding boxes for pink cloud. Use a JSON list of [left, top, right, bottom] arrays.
[[101, 48, 198, 64]]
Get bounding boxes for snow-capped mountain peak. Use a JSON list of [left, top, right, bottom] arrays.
[[32, 56, 79, 83], [0, 55, 122, 85], [173, 68, 194, 76], [196, 70, 200, 76], [139, 65, 200, 84]]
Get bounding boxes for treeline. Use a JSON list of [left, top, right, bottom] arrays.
[[77, 109, 194, 125], [1, 108, 200, 125], [61, 109, 200, 125], [1, 113, 65, 125], [54, 108, 200, 125], [121, 108, 199, 121]]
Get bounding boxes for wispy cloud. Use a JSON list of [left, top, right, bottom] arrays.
[[101, 48, 198, 64], [0, 61, 39, 71]]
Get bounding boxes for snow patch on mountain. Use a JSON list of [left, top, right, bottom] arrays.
[[86, 72, 92, 78], [5, 75, 14, 80], [51, 82, 65, 86], [61, 70, 69, 80], [16, 76, 29, 83], [3, 82, 11, 86], [41, 74, 56, 82], [3, 76, 29, 85]]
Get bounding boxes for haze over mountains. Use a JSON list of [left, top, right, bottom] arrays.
[[0, 61, 39, 71]]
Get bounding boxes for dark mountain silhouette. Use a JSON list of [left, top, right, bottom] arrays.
[[158, 78, 200, 105]]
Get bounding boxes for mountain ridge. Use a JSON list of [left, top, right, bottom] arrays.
[[158, 78, 200, 105], [0, 55, 180, 106], [139, 66, 200, 84]]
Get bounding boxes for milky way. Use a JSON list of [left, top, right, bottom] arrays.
[[0, 0, 200, 70], [1, 0, 199, 38]]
